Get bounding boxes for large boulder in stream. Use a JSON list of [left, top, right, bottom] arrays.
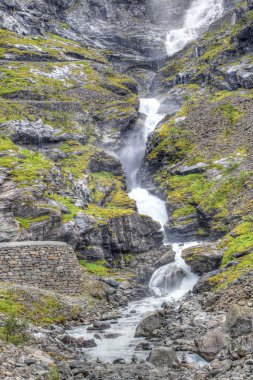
[[182, 243, 223, 274], [148, 346, 180, 368], [135, 312, 163, 337]]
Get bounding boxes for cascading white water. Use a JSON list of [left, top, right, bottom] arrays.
[[149, 242, 199, 297], [166, 0, 224, 56], [67, 0, 222, 365], [127, 98, 168, 228]]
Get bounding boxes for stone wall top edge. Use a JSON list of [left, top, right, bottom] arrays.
[[0, 241, 68, 248]]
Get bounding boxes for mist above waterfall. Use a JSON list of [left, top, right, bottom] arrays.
[[166, 0, 224, 56]]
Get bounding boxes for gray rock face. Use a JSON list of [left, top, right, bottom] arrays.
[[148, 346, 179, 368], [101, 214, 163, 257], [0, 0, 172, 60], [226, 304, 253, 337]]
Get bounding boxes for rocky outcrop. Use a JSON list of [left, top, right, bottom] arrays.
[[182, 243, 223, 274], [101, 214, 163, 257]]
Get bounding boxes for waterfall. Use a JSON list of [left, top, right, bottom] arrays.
[[166, 0, 224, 56], [120, 98, 168, 228], [149, 242, 199, 297]]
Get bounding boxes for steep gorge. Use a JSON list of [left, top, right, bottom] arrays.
[[0, 1, 253, 379]]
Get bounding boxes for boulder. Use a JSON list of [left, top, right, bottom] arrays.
[[173, 163, 208, 175], [235, 334, 253, 356], [135, 312, 163, 338], [195, 328, 231, 361], [182, 244, 223, 274], [226, 304, 253, 337], [148, 347, 179, 368]]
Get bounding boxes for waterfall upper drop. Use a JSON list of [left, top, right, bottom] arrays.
[[166, 0, 224, 56]]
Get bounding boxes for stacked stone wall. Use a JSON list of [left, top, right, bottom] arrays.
[[0, 241, 84, 294]]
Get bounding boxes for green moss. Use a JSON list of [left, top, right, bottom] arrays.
[[16, 215, 50, 230], [202, 171, 252, 212], [208, 220, 253, 290], [49, 194, 83, 223], [166, 173, 212, 204], [79, 260, 109, 276], [172, 205, 196, 219], [215, 102, 244, 124], [86, 204, 134, 222]]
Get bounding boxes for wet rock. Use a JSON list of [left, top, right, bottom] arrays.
[[135, 312, 163, 338], [79, 338, 97, 348], [148, 347, 180, 368], [92, 321, 111, 330], [195, 328, 231, 361], [226, 304, 253, 337], [113, 358, 126, 364], [135, 342, 152, 351], [182, 244, 223, 274], [104, 333, 121, 339], [74, 337, 97, 348], [100, 311, 122, 320]]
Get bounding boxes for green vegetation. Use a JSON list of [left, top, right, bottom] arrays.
[[208, 221, 253, 290], [49, 194, 83, 223], [0, 313, 28, 345], [48, 367, 61, 380], [79, 260, 110, 276], [215, 102, 244, 125], [16, 215, 50, 229]]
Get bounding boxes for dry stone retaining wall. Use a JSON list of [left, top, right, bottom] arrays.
[[0, 241, 84, 294]]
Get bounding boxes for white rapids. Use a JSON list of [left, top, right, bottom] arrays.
[[166, 0, 224, 56], [67, 242, 200, 364]]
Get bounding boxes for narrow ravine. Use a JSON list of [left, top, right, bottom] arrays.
[[68, 0, 225, 364]]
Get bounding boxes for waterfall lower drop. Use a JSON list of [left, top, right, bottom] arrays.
[[166, 0, 224, 56], [126, 98, 168, 228]]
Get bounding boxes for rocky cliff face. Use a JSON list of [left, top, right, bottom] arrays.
[[0, 24, 163, 260], [0, 0, 194, 63], [140, 5, 253, 290]]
